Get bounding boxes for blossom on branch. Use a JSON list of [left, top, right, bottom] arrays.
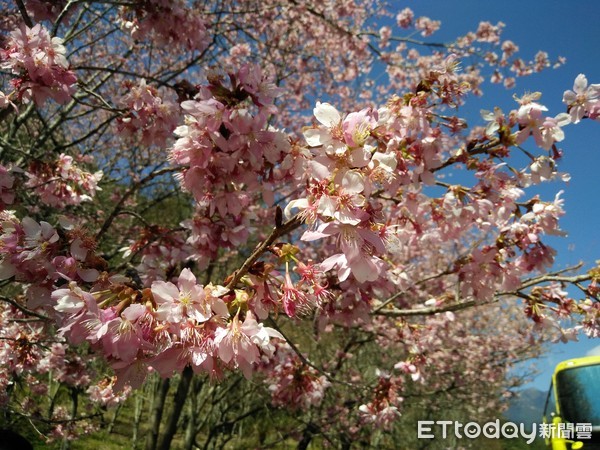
[[1, 24, 76, 105]]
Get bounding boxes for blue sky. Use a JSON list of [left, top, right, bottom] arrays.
[[399, 0, 600, 391]]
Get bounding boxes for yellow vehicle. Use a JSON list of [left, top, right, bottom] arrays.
[[543, 356, 600, 449]]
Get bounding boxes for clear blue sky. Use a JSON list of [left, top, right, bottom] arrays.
[[400, 0, 600, 391]]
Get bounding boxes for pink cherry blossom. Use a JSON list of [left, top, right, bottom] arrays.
[[396, 8, 414, 28], [118, 0, 209, 51], [537, 113, 570, 150], [117, 79, 179, 146], [151, 268, 212, 324], [303, 101, 345, 151], [25, 154, 103, 207], [214, 312, 283, 378], [0, 165, 15, 209], [1, 24, 76, 105], [563, 73, 600, 123]]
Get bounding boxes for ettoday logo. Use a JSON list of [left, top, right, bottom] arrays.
[[417, 420, 537, 444]]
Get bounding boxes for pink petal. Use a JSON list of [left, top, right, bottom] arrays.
[[78, 268, 99, 282], [151, 281, 179, 303]]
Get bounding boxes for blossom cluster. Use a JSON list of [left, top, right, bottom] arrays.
[[261, 344, 330, 411], [24, 153, 103, 207], [4, 190, 322, 392], [1, 24, 76, 105], [117, 79, 180, 146], [282, 70, 586, 308], [0, 213, 103, 305], [381, 8, 564, 94], [394, 8, 440, 36], [118, 0, 209, 51], [52, 268, 284, 388], [358, 370, 402, 429], [169, 65, 290, 258], [0, 301, 111, 440]]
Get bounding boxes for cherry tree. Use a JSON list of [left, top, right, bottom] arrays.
[[0, 0, 599, 448]]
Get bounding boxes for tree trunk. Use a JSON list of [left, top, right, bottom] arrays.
[[158, 366, 193, 450], [131, 388, 146, 450], [107, 402, 122, 434], [297, 423, 318, 450], [61, 387, 79, 450], [145, 377, 170, 450], [183, 376, 202, 450]]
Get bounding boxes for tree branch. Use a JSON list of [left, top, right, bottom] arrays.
[[265, 317, 356, 388], [374, 298, 480, 317], [95, 167, 177, 241], [0, 295, 50, 320], [224, 214, 303, 290], [15, 0, 34, 28], [373, 263, 595, 318]]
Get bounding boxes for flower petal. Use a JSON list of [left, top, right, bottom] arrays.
[[314, 101, 341, 127], [573, 73, 588, 94]]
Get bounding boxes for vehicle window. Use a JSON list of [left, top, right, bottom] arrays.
[[556, 364, 600, 426], [544, 381, 556, 421]]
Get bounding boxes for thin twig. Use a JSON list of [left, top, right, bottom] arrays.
[[0, 295, 50, 320], [52, 0, 78, 36], [372, 269, 454, 313], [374, 263, 595, 318], [374, 299, 480, 318], [15, 0, 34, 27], [225, 214, 303, 290], [95, 167, 177, 241], [266, 317, 355, 387]]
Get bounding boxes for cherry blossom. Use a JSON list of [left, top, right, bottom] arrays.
[[117, 79, 180, 146], [117, 0, 209, 51], [152, 268, 218, 324], [1, 24, 76, 105], [264, 346, 330, 411], [24, 154, 103, 207], [563, 73, 600, 123], [0, 165, 15, 209], [214, 312, 283, 378]]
